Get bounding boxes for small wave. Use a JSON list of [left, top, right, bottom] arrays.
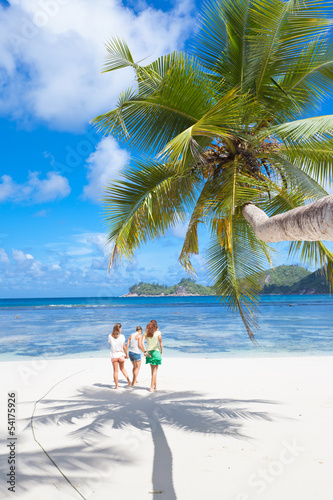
[[47, 304, 110, 308]]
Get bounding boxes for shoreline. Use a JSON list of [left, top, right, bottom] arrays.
[[121, 292, 331, 297], [0, 355, 332, 499], [1, 292, 331, 301], [1, 349, 333, 363]]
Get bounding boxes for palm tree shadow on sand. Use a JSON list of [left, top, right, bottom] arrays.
[[31, 384, 279, 499]]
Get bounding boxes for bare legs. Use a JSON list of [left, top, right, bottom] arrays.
[[119, 360, 131, 386], [131, 360, 141, 386], [150, 365, 159, 392], [111, 360, 119, 389], [111, 358, 158, 391], [111, 360, 131, 389]]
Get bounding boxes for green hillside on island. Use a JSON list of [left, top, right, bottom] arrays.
[[126, 278, 214, 296], [261, 265, 310, 294], [125, 265, 331, 296]]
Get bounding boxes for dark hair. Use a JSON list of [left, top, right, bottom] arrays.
[[145, 319, 158, 338], [112, 323, 122, 338], [136, 326, 143, 332]]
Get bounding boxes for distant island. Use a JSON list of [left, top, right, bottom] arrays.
[[123, 265, 331, 296], [123, 278, 214, 297]]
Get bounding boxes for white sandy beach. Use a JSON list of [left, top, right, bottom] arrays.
[[1, 355, 333, 500]]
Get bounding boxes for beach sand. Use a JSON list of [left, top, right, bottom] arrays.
[[0, 355, 332, 499]]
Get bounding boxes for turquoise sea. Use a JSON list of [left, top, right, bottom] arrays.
[[0, 295, 333, 361]]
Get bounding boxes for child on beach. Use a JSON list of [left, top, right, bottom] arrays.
[[108, 323, 131, 389], [142, 320, 163, 392], [126, 326, 145, 386]]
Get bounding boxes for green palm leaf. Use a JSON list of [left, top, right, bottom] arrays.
[[281, 138, 333, 186], [206, 213, 272, 341], [93, 51, 216, 155], [270, 154, 329, 200], [160, 89, 253, 168], [103, 37, 135, 72], [249, 0, 332, 95], [266, 114, 333, 142], [193, 0, 252, 90], [103, 159, 199, 267], [278, 37, 333, 111]]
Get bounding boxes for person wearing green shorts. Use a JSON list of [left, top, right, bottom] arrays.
[[143, 319, 163, 392]]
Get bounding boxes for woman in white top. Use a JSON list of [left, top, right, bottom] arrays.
[[108, 323, 130, 389], [126, 326, 145, 386]]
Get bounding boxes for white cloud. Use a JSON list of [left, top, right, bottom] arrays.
[[79, 232, 108, 256], [0, 241, 119, 296], [0, 230, 206, 297], [9, 248, 48, 278], [83, 136, 130, 202], [171, 219, 190, 238], [33, 209, 48, 217], [45, 232, 109, 267], [0, 171, 70, 204], [91, 256, 108, 270], [12, 249, 34, 263], [0, 248, 10, 264], [0, 175, 15, 201], [0, 0, 195, 131]]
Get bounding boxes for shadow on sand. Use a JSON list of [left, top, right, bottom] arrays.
[[16, 383, 280, 499]]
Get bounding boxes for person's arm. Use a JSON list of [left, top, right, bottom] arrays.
[[123, 342, 129, 358], [138, 335, 146, 354], [158, 333, 163, 355], [142, 334, 150, 357], [126, 335, 131, 350]]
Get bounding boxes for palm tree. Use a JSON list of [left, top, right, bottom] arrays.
[[93, 0, 333, 339]]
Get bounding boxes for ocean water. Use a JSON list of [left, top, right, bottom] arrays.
[[0, 295, 333, 361]]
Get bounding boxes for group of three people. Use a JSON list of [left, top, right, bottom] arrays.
[[108, 319, 163, 392]]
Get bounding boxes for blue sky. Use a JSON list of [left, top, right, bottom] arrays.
[[0, 0, 332, 298]]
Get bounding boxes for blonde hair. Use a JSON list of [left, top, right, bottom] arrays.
[[112, 323, 122, 338]]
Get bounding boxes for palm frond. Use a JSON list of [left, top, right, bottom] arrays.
[[178, 182, 212, 273], [278, 37, 333, 111], [135, 51, 183, 94], [103, 159, 199, 268], [281, 138, 333, 186], [270, 153, 329, 201], [160, 89, 252, 167], [248, 0, 291, 93], [94, 52, 216, 155], [205, 166, 270, 215], [191, 0, 228, 73], [103, 37, 135, 72], [206, 212, 272, 341], [248, 0, 333, 95], [264, 114, 333, 143], [192, 0, 252, 90]]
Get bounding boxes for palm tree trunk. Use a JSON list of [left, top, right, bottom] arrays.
[[242, 195, 333, 242]]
